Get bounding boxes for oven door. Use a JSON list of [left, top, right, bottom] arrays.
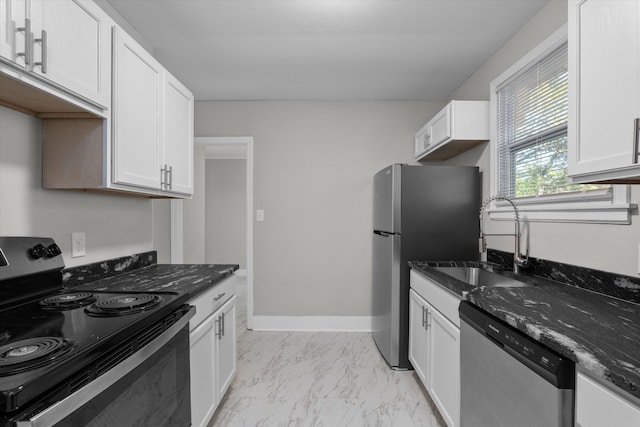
[[15, 306, 194, 427]]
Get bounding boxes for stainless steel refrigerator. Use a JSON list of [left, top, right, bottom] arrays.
[[372, 164, 480, 369]]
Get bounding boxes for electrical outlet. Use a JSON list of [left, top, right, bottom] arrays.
[[256, 210, 265, 222], [71, 232, 86, 258]]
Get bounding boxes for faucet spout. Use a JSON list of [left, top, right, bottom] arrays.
[[479, 195, 529, 273]]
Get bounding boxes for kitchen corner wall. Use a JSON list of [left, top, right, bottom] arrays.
[[445, 0, 640, 277], [193, 101, 442, 316], [0, 106, 154, 267]]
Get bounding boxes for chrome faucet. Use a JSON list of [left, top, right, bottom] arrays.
[[479, 195, 529, 274]]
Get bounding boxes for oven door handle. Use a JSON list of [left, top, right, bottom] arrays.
[[18, 306, 195, 427]]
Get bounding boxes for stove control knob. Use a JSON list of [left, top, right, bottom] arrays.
[[46, 243, 62, 258], [29, 244, 47, 259]]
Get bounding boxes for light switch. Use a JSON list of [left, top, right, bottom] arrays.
[[256, 210, 265, 222]]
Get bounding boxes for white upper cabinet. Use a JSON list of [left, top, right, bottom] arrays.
[[0, 0, 112, 110], [42, 20, 193, 198], [112, 27, 194, 196], [30, 0, 112, 108], [568, 0, 640, 183], [0, 0, 28, 68], [112, 26, 163, 190], [162, 71, 194, 195], [415, 100, 489, 161]]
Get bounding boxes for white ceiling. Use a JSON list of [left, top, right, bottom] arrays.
[[105, 0, 550, 101]]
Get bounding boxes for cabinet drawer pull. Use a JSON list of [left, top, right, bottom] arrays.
[[34, 30, 47, 73], [16, 18, 32, 65], [213, 292, 226, 301], [215, 317, 222, 339], [221, 312, 225, 337], [633, 118, 640, 164], [421, 306, 426, 328]]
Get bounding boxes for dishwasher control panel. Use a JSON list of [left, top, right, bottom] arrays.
[[485, 318, 562, 372]]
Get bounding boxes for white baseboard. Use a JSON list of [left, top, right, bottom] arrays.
[[251, 315, 374, 332]]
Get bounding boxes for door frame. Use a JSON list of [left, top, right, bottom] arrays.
[[171, 136, 255, 330]]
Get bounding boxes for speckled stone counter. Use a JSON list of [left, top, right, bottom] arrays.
[[72, 263, 239, 300], [63, 251, 158, 288], [408, 260, 640, 401]]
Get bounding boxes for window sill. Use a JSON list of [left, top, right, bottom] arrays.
[[487, 201, 636, 224]]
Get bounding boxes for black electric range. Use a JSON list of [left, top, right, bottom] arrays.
[[0, 237, 191, 424]]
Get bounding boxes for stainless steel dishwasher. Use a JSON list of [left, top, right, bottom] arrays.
[[459, 301, 575, 427]]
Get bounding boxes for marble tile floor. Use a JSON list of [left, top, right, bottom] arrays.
[[209, 276, 442, 427]]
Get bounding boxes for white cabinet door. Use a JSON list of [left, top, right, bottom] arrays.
[[409, 289, 429, 384], [189, 314, 217, 427], [216, 296, 237, 401], [112, 27, 163, 190], [30, 0, 111, 108], [576, 371, 640, 427], [415, 100, 489, 161], [428, 105, 451, 148], [162, 71, 194, 195], [0, 0, 28, 67], [428, 302, 460, 427], [568, 0, 640, 182]]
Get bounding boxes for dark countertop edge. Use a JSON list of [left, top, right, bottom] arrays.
[[72, 263, 240, 301], [184, 264, 240, 300], [409, 261, 640, 401]]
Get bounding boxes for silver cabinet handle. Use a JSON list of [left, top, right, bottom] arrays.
[[16, 18, 32, 65], [160, 164, 168, 189], [633, 118, 640, 164], [221, 312, 225, 337], [213, 292, 226, 302], [215, 316, 222, 339], [34, 30, 47, 73], [421, 306, 426, 328]]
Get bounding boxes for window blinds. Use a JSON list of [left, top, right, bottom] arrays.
[[496, 43, 573, 198]]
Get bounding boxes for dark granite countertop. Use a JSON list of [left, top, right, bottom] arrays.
[[74, 264, 239, 300], [409, 260, 640, 401]]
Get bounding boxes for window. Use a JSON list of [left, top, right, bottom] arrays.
[[489, 24, 631, 224]]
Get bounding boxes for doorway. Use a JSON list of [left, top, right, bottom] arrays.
[[171, 136, 255, 330]]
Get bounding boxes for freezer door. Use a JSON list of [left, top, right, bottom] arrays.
[[373, 164, 401, 233], [372, 230, 401, 367]]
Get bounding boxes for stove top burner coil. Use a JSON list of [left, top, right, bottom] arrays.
[[0, 337, 74, 375], [85, 294, 163, 317], [40, 292, 97, 310]]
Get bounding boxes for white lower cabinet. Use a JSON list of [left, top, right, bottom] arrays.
[[216, 297, 237, 398], [189, 312, 217, 427], [189, 278, 237, 427], [409, 270, 461, 427], [576, 370, 640, 427]]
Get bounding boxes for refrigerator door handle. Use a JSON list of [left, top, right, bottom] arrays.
[[373, 230, 399, 237]]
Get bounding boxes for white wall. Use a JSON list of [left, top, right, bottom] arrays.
[[445, 0, 640, 277], [194, 101, 442, 316], [181, 144, 207, 264], [0, 106, 154, 267], [205, 159, 247, 268]]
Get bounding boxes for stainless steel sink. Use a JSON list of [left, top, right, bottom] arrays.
[[434, 266, 531, 288]]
